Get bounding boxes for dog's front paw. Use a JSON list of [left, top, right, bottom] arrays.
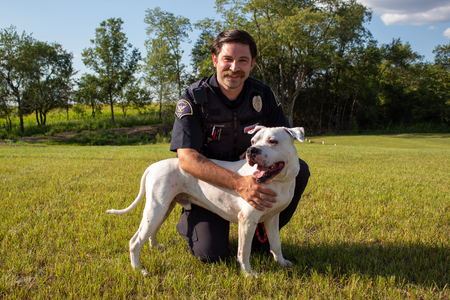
[[276, 259, 293, 268], [243, 270, 259, 278]]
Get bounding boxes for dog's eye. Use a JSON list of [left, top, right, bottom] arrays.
[[269, 139, 278, 145], [251, 139, 255, 145]]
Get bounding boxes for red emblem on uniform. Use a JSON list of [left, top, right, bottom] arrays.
[[244, 123, 260, 134]]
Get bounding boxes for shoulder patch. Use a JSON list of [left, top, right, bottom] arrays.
[[175, 99, 193, 119], [273, 91, 282, 107]]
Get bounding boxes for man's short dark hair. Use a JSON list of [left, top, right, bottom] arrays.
[[211, 29, 257, 59]]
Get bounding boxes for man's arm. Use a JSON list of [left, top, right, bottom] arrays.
[[177, 148, 277, 211]]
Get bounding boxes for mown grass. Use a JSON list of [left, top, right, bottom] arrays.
[[1, 134, 449, 299]]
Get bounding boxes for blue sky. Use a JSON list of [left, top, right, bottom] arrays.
[[1, 0, 450, 78]]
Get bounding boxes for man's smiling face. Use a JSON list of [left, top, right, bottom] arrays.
[[212, 42, 255, 100]]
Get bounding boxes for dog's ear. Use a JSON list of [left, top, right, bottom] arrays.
[[248, 125, 266, 135], [285, 127, 305, 142]]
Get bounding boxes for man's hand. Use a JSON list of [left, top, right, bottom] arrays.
[[178, 148, 277, 211], [235, 175, 277, 211]]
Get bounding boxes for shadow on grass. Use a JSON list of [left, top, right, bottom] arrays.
[[273, 241, 450, 289], [225, 239, 449, 289]]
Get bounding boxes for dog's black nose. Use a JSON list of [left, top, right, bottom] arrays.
[[247, 147, 259, 157]]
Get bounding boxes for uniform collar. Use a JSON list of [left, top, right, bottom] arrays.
[[208, 73, 247, 110]]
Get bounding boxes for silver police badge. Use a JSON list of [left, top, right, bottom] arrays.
[[252, 95, 262, 113]]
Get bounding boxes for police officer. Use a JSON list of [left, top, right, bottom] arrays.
[[170, 29, 310, 262]]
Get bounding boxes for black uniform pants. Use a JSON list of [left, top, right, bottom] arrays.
[[176, 159, 310, 263]]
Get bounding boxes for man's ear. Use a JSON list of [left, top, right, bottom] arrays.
[[251, 57, 256, 70], [212, 54, 218, 67]]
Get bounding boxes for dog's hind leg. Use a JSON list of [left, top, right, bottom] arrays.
[[147, 201, 176, 250], [264, 214, 292, 268], [129, 200, 176, 276], [129, 225, 147, 273]]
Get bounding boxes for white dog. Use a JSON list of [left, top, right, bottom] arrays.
[[107, 126, 304, 276]]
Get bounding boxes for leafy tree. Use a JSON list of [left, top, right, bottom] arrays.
[[216, 0, 372, 126], [424, 43, 450, 124], [0, 25, 35, 133], [326, 40, 382, 131], [379, 38, 423, 125], [82, 18, 141, 124], [21, 41, 74, 125], [124, 78, 152, 114], [75, 73, 105, 118], [190, 18, 224, 80], [116, 77, 152, 116], [434, 44, 450, 68], [416, 63, 448, 124], [345, 41, 382, 130], [144, 7, 191, 97], [143, 37, 177, 122], [0, 78, 14, 131]]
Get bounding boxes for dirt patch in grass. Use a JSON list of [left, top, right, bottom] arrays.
[[2, 125, 166, 145]]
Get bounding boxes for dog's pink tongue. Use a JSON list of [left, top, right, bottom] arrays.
[[253, 165, 269, 180]]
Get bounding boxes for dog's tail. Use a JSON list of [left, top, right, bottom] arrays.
[[106, 167, 150, 215]]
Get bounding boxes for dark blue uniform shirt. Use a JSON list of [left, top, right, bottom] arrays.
[[170, 73, 289, 157]]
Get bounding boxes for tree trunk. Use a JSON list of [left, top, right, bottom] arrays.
[[158, 84, 162, 122], [319, 96, 326, 133], [19, 114, 24, 134], [91, 100, 95, 118], [110, 93, 115, 124], [287, 90, 298, 127], [350, 86, 358, 130], [17, 94, 24, 134], [35, 110, 41, 126], [159, 95, 162, 122], [7, 117, 12, 132]]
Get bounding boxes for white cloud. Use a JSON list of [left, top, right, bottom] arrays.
[[428, 26, 439, 30], [444, 28, 450, 38], [381, 6, 450, 25], [358, 0, 450, 14], [357, 0, 450, 25]]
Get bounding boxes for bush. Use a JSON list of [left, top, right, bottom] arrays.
[[0, 128, 9, 140]]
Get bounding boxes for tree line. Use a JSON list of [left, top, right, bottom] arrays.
[[1, 0, 449, 135]]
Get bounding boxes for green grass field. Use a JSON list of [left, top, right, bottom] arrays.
[[1, 134, 449, 299]]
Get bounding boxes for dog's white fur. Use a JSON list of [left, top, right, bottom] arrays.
[[107, 126, 304, 276]]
